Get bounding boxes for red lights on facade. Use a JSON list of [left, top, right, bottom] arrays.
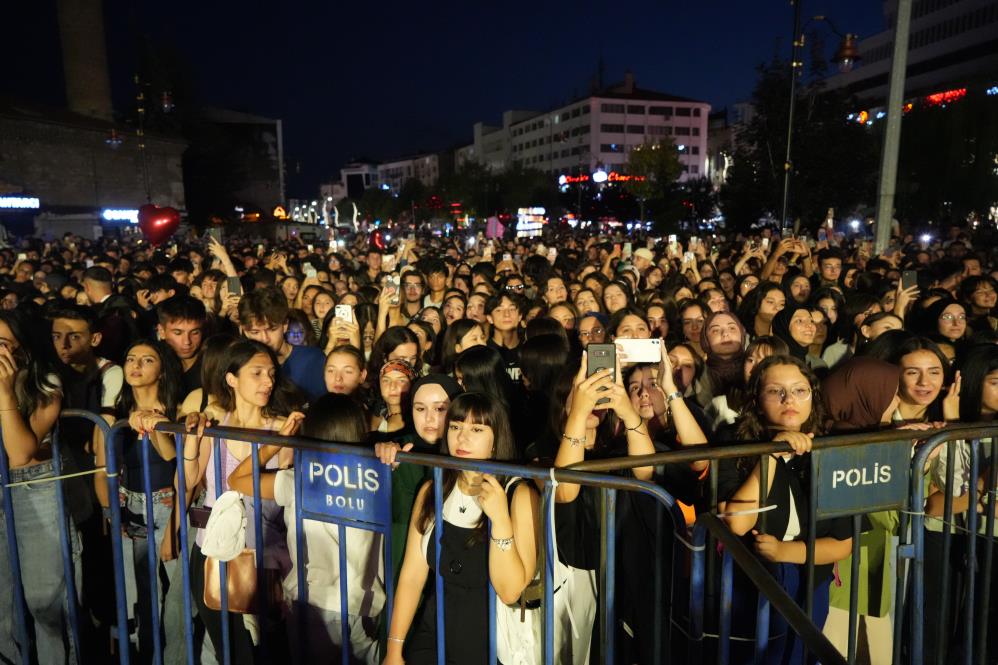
[[925, 88, 967, 106]]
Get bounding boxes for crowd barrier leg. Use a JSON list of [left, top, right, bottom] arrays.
[[846, 515, 862, 665], [432, 467, 445, 665], [51, 427, 83, 663], [102, 422, 133, 664], [719, 549, 733, 665], [963, 440, 981, 665], [688, 524, 706, 664], [141, 434, 164, 665], [0, 439, 31, 664], [249, 443, 267, 661], [976, 437, 997, 665], [173, 432, 196, 665], [598, 488, 616, 665], [211, 437, 232, 665], [542, 481, 555, 665]]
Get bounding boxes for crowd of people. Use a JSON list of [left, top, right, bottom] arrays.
[[0, 221, 995, 665]]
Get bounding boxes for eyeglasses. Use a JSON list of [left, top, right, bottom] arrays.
[[579, 327, 605, 338], [761, 386, 812, 403], [939, 313, 967, 322]]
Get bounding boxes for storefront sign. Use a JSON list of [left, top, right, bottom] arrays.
[[0, 196, 40, 209], [812, 441, 910, 519], [299, 450, 391, 527]]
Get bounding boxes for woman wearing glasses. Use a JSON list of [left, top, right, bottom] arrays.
[[717, 354, 852, 665]]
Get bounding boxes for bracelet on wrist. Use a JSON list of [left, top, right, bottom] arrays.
[[387, 636, 405, 644], [490, 535, 514, 552], [561, 433, 586, 448]]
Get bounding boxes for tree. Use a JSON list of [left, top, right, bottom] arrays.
[[684, 176, 720, 224], [622, 141, 684, 224], [719, 57, 878, 231]]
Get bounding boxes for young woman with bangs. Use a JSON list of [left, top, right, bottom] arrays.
[[383, 393, 540, 665]]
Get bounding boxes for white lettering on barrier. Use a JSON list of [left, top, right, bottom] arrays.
[[831, 463, 892, 488], [308, 461, 380, 492], [325, 495, 366, 510]]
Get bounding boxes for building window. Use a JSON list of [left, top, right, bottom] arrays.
[[582, 104, 591, 114], [675, 107, 692, 117], [692, 127, 700, 136], [626, 125, 645, 134], [690, 165, 699, 174], [571, 147, 581, 155], [600, 123, 625, 133], [572, 108, 581, 118], [600, 144, 623, 153], [581, 125, 591, 134], [690, 146, 700, 155], [675, 126, 691, 136], [693, 108, 701, 117], [649, 106, 673, 117], [627, 105, 646, 114], [601, 103, 626, 113]]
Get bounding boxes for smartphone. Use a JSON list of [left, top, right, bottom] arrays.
[[502, 252, 512, 262], [384, 274, 400, 305], [817, 228, 827, 242], [761, 237, 770, 250], [204, 228, 222, 244], [615, 338, 662, 364], [17, 253, 27, 262], [668, 234, 677, 244], [307, 244, 314, 253], [226, 276, 242, 296], [586, 343, 615, 406], [622, 242, 633, 258], [85, 258, 94, 268], [334, 304, 353, 323], [407, 233, 415, 242], [902, 270, 918, 291], [303, 262, 317, 279], [684, 251, 696, 263], [382, 254, 396, 272]]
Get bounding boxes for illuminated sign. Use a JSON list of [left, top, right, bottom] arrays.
[[607, 172, 645, 182], [101, 209, 139, 223], [925, 88, 966, 106], [558, 172, 645, 185], [273, 205, 288, 219], [0, 196, 40, 210]]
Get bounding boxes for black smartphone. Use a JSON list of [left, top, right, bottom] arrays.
[[226, 276, 242, 296], [587, 343, 615, 406], [902, 270, 918, 291]]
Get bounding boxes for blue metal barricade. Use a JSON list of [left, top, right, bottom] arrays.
[[2, 410, 995, 664]]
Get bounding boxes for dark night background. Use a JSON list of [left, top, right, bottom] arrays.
[[2, 0, 885, 198]]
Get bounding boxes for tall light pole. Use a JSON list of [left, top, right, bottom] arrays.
[[873, 0, 913, 253], [779, 2, 861, 230]]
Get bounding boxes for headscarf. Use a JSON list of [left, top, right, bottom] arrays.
[[771, 303, 810, 360], [699, 311, 746, 394], [821, 357, 900, 431], [404, 373, 464, 449], [380, 359, 418, 381]]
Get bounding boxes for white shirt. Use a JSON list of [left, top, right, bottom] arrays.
[[273, 470, 385, 616]]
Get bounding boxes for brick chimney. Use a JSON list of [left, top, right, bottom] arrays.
[[57, 0, 114, 121]]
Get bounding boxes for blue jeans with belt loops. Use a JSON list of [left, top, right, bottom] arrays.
[[0, 459, 82, 665]]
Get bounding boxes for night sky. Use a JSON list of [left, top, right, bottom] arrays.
[[3, 0, 886, 198]]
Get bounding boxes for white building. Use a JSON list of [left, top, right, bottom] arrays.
[[377, 153, 441, 194], [824, 0, 998, 100], [456, 73, 710, 182]]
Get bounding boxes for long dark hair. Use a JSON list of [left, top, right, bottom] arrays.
[[0, 310, 61, 420], [957, 344, 998, 422], [439, 318, 483, 374], [887, 335, 950, 422], [454, 345, 513, 411], [214, 339, 297, 417], [735, 354, 827, 442], [117, 340, 183, 419], [416, 392, 518, 540], [368, 326, 419, 381], [301, 393, 369, 444]]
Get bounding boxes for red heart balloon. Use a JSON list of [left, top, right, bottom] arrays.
[[137, 204, 181, 246]]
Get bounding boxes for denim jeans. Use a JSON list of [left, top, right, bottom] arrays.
[[120, 486, 175, 661], [0, 460, 82, 665]]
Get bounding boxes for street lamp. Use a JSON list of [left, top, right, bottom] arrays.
[[779, 4, 862, 230]]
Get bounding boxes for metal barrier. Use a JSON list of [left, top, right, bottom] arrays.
[[0, 413, 995, 664], [570, 424, 998, 665]]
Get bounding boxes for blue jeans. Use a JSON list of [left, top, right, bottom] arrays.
[[0, 460, 81, 665], [121, 486, 175, 661]]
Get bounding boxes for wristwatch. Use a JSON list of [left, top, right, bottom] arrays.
[[665, 390, 683, 404], [490, 535, 514, 552]]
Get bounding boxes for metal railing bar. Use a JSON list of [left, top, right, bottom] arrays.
[[698, 513, 848, 665]]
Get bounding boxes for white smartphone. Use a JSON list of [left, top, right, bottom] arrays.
[[761, 237, 770, 250], [307, 244, 314, 253], [615, 338, 662, 364], [334, 304, 353, 323], [622, 242, 632, 258], [502, 252, 512, 262], [303, 262, 317, 278]]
